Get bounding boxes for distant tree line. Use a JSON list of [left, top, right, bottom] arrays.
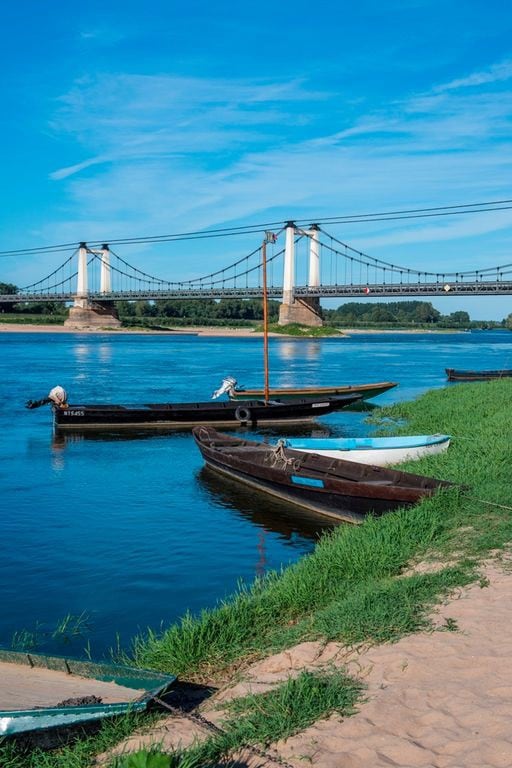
[[116, 298, 507, 329], [0, 283, 67, 315], [114, 298, 280, 324], [323, 301, 472, 327]]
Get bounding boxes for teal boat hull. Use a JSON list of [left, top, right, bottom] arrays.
[[0, 650, 175, 738]]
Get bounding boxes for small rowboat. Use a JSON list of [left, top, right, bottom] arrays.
[[0, 649, 175, 738], [446, 368, 512, 382], [212, 377, 397, 402], [278, 434, 451, 466], [193, 427, 454, 524]]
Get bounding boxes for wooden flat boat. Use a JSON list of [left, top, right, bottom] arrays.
[[192, 427, 454, 524], [446, 368, 512, 382], [0, 649, 175, 738], [279, 434, 451, 466], [213, 377, 397, 402], [26, 388, 362, 430]]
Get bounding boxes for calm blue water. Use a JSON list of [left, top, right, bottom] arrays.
[[1, 329, 511, 657]]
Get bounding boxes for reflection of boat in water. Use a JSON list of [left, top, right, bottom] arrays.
[[0, 649, 175, 740], [446, 368, 512, 382], [51, 423, 337, 453], [198, 467, 333, 540]]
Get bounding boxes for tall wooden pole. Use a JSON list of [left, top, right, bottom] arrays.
[[262, 238, 269, 403]]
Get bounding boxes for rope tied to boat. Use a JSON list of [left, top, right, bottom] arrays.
[[150, 693, 297, 768], [265, 440, 301, 471], [472, 497, 512, 512]]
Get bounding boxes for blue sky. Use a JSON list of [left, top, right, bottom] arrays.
[[1, 0, 512, 319]]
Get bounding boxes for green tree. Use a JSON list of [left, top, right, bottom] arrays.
[[447, 311, 470, 326], [0, 282, 18, 312], [413, 303, 441, 324], [369, 306, 396, 323]]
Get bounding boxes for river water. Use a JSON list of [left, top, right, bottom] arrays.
[[1, 329, 511, 656]]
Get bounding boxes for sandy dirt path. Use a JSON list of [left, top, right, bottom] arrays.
[[102, 556, 512, 767]]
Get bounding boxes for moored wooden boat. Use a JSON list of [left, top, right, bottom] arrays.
[[26, 387, 362, 430], [192, 427, 454, 524], [0, 649, 175, 738], [279, 434, 451, 466], [446, 368, 512, 382], [213, 377, 398, 402]]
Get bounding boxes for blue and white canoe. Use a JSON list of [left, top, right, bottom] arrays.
[[280, 434, 451, 466]]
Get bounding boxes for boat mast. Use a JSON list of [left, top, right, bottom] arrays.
[[262, 231, 276, 404]]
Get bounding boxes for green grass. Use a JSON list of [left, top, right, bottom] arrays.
[[262, 322, 343, 336], [2, 379, 511, 767], [112, 669, 362, 766], [126, 492, 470, 678], [0, 314, 65, 325], [154, 669, 362, 767], [113, 750, 220, 767]]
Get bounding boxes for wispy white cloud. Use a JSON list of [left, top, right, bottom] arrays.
[[51, 156, 110, 180], [49, 74, 322, 173], [432, 59, 512, 93], [40, 60, 512, 283]]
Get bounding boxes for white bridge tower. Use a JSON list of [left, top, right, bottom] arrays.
[[64, 243, 122, 329], [278, 222, 323, 326]]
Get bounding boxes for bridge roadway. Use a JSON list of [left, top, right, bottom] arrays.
[[2, 280, 512, 303]]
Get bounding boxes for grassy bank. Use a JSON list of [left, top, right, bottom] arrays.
[[258, 322, 344, 336], [129, 380, 512, 679], [2, 379, 512, 767]]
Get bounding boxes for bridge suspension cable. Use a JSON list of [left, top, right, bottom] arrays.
[[1, 198, 512, 258], [19, 249, 79, 292], [102, 240, 288, 291], [319, 228, 512, 283]]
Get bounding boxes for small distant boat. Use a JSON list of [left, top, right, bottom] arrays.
[[212, 376, 397, 403], [446, 368, 512, 382], [0, 649, 175, 738], [25, 386, 362, 430], [193, 427, 453, 524], [278, 434, 451, 466]]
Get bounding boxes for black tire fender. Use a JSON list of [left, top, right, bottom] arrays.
[[235, 406, 251, 423]]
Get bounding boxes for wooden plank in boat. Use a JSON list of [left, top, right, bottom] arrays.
[[0, 662, 143, 710]]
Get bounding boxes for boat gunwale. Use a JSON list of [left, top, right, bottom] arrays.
[[283, 434, 451, 451], [0, 649, 176, 732]]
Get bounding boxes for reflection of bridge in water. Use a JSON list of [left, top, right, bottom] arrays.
[[3, 221, 512, 327]]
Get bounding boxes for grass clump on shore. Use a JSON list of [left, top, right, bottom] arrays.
[[114, 669, 364, 768], [258, 322, 344, 337]]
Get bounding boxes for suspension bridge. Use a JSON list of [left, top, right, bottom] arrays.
[[2, 221, 511, 327]]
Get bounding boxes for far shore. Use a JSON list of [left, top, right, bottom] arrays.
[[0, 322, 468, 337]]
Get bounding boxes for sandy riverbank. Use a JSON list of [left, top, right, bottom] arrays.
[[105, 555, 512, 767], [0, 323, 464, 337], [0, 323, 270, 337]]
